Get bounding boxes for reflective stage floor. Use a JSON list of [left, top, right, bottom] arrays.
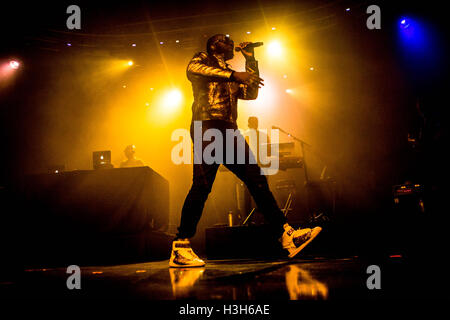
[[1, 255, 449, 301]]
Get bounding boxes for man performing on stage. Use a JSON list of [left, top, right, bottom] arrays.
[[170, 33, 322, 267]]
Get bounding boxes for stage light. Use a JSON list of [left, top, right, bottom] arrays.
[[1, 59, 21, 82], [151, 88, 184, 121], [175, 40, 180, 43], [131, 43, 137, 47], [160, 41, 164, 45], [285, 89, 292, 94], [246, 31, 251, 34], [271, 27, 276, 30], [106, 59, 139, 74], [346, 8, 351, 12], [242, 78, 277, 119], [398, 17, 417, 39], [9, 60, 19, 69], [66, 43, 72, 47], [399, 18, 410, 29], [398, 16, 427, 50], [397, 16, 439, 70], [309, 67, 315, 71], [146, 87, 185, 124], [162, 89, 183, 110], [267, 41, 283, 58]]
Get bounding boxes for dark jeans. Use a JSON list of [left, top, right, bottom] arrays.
[[176, 120, 287, 239]]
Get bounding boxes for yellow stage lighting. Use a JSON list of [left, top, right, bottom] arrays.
[[162, 89, 183, 111], [96, 59, 135, 76], [148, 88, 184, 124], [241, 78, 279, 121], [267, 41, 283, 58]]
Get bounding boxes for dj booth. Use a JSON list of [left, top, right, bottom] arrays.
[[3, 167, 171, 267]]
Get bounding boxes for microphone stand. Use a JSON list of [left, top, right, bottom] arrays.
[[275, 127, 311, 183], [276, 126, 338, 224]]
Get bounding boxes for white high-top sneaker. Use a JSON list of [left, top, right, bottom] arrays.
[[169, 239, 205, 268], [280, 224, 322, 258]]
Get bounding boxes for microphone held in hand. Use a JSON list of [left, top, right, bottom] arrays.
[[235, 42, 264, 52]]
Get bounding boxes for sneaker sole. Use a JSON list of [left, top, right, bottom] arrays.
[[169, 261, 205, 268], [288, 227, 322, 258]]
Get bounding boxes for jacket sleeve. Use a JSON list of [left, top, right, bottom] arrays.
[[238, 59, 259, 100], [187, 52, 233, 81]]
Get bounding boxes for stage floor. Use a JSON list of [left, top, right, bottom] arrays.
[[1, 255, 448, 300]]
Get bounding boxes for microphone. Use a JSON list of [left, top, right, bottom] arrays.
[[235, 42, 264, 52]]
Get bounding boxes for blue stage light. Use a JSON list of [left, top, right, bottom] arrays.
[[398, 17, 423, 44], [399, 18, 411, 29], [396, 15, 442, 77]]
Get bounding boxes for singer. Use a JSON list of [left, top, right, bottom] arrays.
[[169, 33, 322, 267]]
